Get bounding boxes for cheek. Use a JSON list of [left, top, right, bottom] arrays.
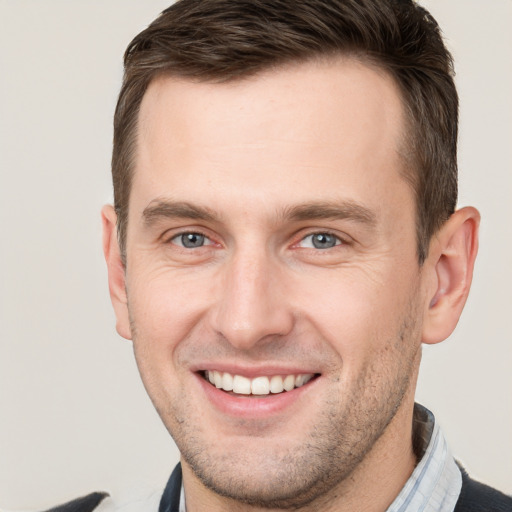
[[127, 266, 216, 357], [291, 265, 419, 356], [126, 270, 212, 412]]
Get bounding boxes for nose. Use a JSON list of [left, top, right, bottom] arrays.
[[210, 248, 294, 351]]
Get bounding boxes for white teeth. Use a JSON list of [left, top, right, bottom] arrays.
[[283, 374, 295, 391], [270, 375, 284, 394], [222, 372, 234, 391], [294, 374, 314, 387], [233, 375, 252, 394], [251, 376, 270, 395], [205, 371, 315, 395], [296, 374, 313, 387]]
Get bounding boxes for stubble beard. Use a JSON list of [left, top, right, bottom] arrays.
[[132, 303, 422, 510]]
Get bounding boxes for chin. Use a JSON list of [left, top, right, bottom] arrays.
[[182, 445, 353, 509]]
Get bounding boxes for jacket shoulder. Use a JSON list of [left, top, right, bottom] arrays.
[[43, 492, 109, 512], [455, 468, 512, 512]]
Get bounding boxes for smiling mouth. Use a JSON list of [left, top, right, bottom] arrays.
[[202, 370, 319, 396]]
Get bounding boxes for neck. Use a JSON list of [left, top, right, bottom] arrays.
[[322, 397, 417, 512]]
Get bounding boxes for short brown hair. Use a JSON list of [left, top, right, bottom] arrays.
[[112, 0, 458, 263]]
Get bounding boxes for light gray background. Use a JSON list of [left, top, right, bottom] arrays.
[[0, 1, 511, 509]]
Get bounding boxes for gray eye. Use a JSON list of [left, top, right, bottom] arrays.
[[311, 233, 338, 249], [175, 233, 207, 248], [297, 232, 341, 250]]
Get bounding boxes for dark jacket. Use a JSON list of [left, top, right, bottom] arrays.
[[43, 463, 512, 512]]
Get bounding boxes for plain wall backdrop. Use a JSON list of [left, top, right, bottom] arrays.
[[0, 1, 511, 509]]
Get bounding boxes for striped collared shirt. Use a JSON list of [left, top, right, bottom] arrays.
[[386, 403, 462, 512]]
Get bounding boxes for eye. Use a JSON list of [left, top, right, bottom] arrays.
[[170, 232, 213, 248], [298, 232, 342, 250]]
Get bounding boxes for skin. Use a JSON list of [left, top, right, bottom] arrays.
[[103, 58, 479, 511]]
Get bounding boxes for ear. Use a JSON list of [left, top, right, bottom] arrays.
[[422, 207, 480, 344], [101, 205, 132, 340]]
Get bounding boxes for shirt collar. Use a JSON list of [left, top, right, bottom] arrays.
[[386, 403, 462, 512], [179, 485, 186, 512]]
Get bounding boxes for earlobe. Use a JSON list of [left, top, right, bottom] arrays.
[[422, 207, 480, 345], [101, 205, 132, 340]]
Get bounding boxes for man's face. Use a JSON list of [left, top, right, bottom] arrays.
[[121, 59, 430, 507]]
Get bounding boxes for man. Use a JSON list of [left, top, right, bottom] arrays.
[[85, 0, 510, 511]]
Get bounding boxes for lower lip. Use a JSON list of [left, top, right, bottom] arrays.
[[196, 373, 318, 419]]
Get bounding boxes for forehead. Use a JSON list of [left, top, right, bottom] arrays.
[[133, 58, 411, 221]]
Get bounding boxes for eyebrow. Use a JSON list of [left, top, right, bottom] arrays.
[[142, 198, 377, 227], [142, 199, 217, 226], [282, 201, 377, 226]]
